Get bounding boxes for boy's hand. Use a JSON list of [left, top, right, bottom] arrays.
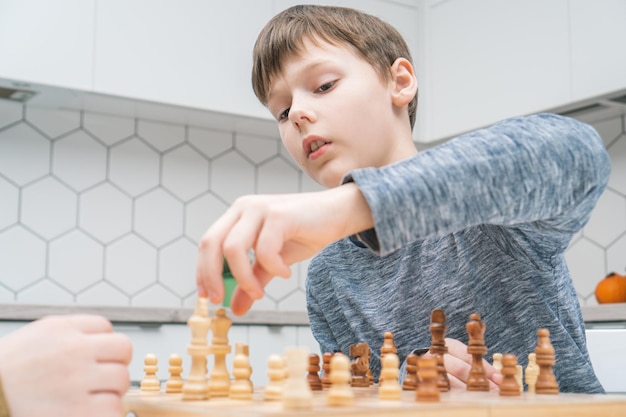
[[196, 183, 373, 315], [422, 338, 502, 390], [0, 315, 133, 417]]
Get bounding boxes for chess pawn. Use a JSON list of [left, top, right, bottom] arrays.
[[283, 347, 313, 410], [379, 332, 397, 383], [327, 353, 354, 406], [165, 354, 183, 393], [535, 328, 559, 394], [140, 353, 161, 392], [492, 353, 503, 373], [525, 352, 540, 394], [379, 353, 402, 400], [416, 356, 439, 402], [321, 352, 333, 389], [516, 364, 523, 393], [499, 354, 521, 396], [307, 353, 323, 390], [402, 353, 418, 390], [264, 354, 286, 401], [229, 346, 253, 400]]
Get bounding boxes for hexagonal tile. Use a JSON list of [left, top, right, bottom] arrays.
[[17, 279, 73, 305], [83, 112, 134, 146], [0, 176, 19, 230], [0, 226, 46, 291], [138, 120, 184, 152], [76, 282, 129, 306], [26, 107, 80, 139], [188, 127, 232, 158], [583, 189, 626, 247], [564, 237, 605, 302], [257, 157, 300, 194], [264, 267, 299, 302], [109, 137, 160, 196], [236, 134, 279, 164], [211, 151, 254, 203], [0, 100, 22, 129], [106, 234, 157, 295], [0, 284, 14, 302], [79, 183, 132, 244], [52, 130, 107, 191], [21, 177, 77, 239], [606, 233, 626, 276], [162, 145, 209, 201], [49, 230, 104, 294], [607, 133, 626, 195], [135, 189, 184, 247], [277, 289, 307, 312], [185, 193, 228, 243], [0, 123, 50, 185], [591, 116, 623, 147], [132, 283, 181, 307], [159, 238, 197, 297]]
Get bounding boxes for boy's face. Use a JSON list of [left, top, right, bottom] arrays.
[[266, 39, 408, 188]]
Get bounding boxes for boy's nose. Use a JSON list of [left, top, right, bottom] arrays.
[[289, 98, 316, 128]]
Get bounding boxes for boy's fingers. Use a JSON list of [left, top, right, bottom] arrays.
[[223, 213, 264, 300], [229, 266, 274, 316]]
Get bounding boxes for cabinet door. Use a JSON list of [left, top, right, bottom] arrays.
[[423, 0, 570, 142], [94, 0, 274, 120], [570, 0, 626, 101], [0, 0, 95, 90]]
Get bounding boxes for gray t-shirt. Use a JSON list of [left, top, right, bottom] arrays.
[[306, 113, 609, 393]]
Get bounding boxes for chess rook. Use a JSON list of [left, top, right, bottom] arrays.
[[283, 347, 313, 410], [416, 356, 440, 402]]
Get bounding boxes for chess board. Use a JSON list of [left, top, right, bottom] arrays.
[[123, 387, 626, 417]]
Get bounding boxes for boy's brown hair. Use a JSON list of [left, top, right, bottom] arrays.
[[252, 4, 418, 129]]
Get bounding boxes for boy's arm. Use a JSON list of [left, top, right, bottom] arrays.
[[349, 113, 610, 259], [196, 183, 374, 314]]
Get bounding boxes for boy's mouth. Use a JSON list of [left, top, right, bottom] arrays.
[[304, 136, 330, 159]]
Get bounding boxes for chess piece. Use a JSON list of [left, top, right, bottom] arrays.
[[516, 364, 523, 393], [349, 342, 370, 387], [209, 307, 232, 397], [229, 343, 253, 400], [264, 354, 286, 401], [403, 353, 419, 390], [416, 356, 439, 402], [535, 328, 559, 394], [165, 353, 183, 393], [327, 353, 354, 406], [379, 332, 397, 383], [379, 353, 402, 400], [182, 298, 212, 401], [283, 347, 313, 410], [140, 353, 160, 392], [499, 353, 521, 396], [525, 352, 540, 394], [466, 313, 489, 391], [492, 353, 503, 373], [429, 309, 450, 392], [321, 352, 333, 389], [307, 353, 323, 391]]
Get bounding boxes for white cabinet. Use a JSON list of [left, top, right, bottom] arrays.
[[570, 0, 626, 101], [93, 0, 274, 120], [0, 0, 95, 91], [418, 0, 626, 143]]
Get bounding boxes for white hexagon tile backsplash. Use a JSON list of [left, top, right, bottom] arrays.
[[0, 98, 625, 310]]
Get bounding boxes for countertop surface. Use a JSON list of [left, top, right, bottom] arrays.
[[1, 303, 625, 326]]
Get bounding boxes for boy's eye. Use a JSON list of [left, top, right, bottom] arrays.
[[278, 108, 290, 121], [316, 81, 335, 93]]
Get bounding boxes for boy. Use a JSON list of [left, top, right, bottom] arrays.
[[196, 5, 608, 393]]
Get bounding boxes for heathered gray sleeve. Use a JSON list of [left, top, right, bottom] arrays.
[[346, 114, 610, 256]]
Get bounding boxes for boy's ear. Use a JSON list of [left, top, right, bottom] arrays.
[[389, 58, 417, 107]]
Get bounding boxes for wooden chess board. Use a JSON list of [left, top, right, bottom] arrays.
[[123, 387, 626, 417]]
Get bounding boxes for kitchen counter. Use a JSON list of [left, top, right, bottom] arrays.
[[1, 303, 625, 326]]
